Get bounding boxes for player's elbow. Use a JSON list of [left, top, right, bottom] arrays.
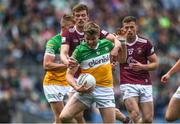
[[43, 62, 50, 70], [152, 61, 159, 70]]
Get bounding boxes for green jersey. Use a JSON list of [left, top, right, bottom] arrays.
[[72, 39, 114, 87], [43, 34, 68, 86]]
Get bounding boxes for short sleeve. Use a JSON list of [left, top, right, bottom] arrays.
[[99, 29, 109, 39], [145, 40, 155, 57], [45, 40, 55, 56], [61, 30, 71, 45]]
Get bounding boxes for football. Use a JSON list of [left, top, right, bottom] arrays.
[[77, 73, 96, 89]]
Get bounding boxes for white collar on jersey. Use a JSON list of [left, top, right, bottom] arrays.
[[126, 35, 138, 46], [74, 25, 84, 35]]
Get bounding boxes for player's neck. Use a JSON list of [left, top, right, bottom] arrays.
[[76, 25, 84, 33], [127, 36, 136, 43]]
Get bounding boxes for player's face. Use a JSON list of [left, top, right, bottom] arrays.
[[61, 21, 75, 32], [85, 35, 99, 49], [74, 10, 89, 27], [123, 21, 137, 39]]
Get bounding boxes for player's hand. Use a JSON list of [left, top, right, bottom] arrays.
[[68, 57, 78, 68], [116, 27, 127, 38], [75, 81, 93, 93], [161, 73, 170, 83], [129, 59, 145, 71]]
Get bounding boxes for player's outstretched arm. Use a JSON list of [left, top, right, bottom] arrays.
[[161, 59, 180, 83], [115, 28, 127, 63], [66, 66, 79, 89], [106, 34, 121, 60]]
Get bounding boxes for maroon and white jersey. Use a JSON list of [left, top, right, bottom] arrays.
[[120, 35, 155, 85], [61, 25, 109, 56]]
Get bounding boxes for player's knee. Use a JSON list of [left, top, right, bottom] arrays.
[[143, 115, 153, 123], [165, 114, 176, 122], [74, 112, 85, 122], [59, 113, 72, 122], [129, 110, 141, 122]]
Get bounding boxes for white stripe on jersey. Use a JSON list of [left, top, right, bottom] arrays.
[[80, 53, 110, 69]]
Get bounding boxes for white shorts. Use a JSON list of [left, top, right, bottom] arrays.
[[43, 85, 71, 103], [68, 86, 76, 93], [173, 86, 180, 99], [74, 86, 115, 108], [120, 84, 153, 103]]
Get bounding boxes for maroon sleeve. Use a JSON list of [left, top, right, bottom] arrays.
[[145, 40, 155, 57], [99, 29, 109, 39], [61, 30, 71, 45]]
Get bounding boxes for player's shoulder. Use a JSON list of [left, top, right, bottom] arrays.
[[99, 38, 113, 46], [137, 35, 152, 44], [62, 26, 76, 35], [47, 34, 61, 45]]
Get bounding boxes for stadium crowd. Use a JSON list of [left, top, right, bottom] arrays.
[[0, 0, 179, 122]]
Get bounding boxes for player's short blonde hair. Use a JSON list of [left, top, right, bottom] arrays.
[[83, 21, 100, 37], [61, 14, 74, 28]]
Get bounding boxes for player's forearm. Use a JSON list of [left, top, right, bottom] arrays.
[[44, 62, 66, 71], [66, 72, 77, 89], [143, 62, 158, 71], [167, 59, 180, 76], [60, 53, 69, 65], [119, 43, 127, 63]]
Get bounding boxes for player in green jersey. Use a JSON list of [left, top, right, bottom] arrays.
[[43, 14, 74, 124], [60, 21, 118, 123]]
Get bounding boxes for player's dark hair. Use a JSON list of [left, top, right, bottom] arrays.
[[72, 4, 89, 15], [123, 16, 137, 24], [83, 21, 100, 36]]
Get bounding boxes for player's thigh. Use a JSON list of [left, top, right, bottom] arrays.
[[60, 95, 87, 118], [50, 101, 64, 116], [140, 101, 154, 120], [99, 107, 115, 123], [124, 96, 139, 113], [166, 97, 180, 119]]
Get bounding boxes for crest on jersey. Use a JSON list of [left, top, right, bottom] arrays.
[[137, 48, 142, 54], [105, 47, 109, 51], [96, 51, 100, 55], [128, 48, 134, 55]]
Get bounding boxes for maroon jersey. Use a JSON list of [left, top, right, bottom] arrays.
[[61, 25, 109, 56], [120, 35, 155, 85]]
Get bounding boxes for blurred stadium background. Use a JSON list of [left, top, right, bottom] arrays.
[[0, 0, 180, 123]]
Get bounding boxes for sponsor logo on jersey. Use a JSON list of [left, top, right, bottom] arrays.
[[62, 37, 66, 43], [137, 48, 142, 54], [88, 54, 109, 67]]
